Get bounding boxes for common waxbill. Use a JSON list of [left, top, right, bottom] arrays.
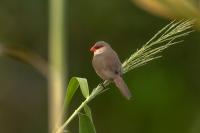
[[90, 41, 132, 99]]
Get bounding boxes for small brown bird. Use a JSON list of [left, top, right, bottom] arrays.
[[90, 41, 132, 99]]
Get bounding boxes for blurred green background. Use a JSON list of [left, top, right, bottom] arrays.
[[0, 0, 200, 133]]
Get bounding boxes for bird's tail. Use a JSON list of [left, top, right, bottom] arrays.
[[114, 76, 132, 100]]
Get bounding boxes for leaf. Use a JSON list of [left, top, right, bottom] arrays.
[[76, 78, 89, 98], [84, 104, 93, 120], [64, 77, 89, 110], [79, 113, 96, 133], [83, 104, 96, 131]]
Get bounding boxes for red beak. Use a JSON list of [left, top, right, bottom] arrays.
[[90, 46, 95, 52]]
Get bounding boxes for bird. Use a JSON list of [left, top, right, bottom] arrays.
[[90, 41, 132, 99]]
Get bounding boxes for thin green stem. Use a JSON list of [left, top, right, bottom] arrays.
[[56, 85, 103, 133], [56, 81, 109, 133], [56, 97, 91, 133]]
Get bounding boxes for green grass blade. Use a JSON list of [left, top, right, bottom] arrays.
[[84, 104, 95, 123], [83, 104, 96, 132], [76, 77, 90, 98], [64, 77, 90, 111], [79, 113, 96, 133]]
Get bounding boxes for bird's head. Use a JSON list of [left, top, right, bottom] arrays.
[[90, 41, 110, 55]]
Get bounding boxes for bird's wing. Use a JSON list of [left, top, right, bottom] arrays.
[[104, 50, 122, 75]]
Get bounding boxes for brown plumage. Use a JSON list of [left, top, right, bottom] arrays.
[[90, 41, 132, 99]]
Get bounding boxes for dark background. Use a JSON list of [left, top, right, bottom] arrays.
[[0, 0, 200, 133]]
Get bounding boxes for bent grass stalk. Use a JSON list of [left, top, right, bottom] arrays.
[[56, 20, 194, 133]]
